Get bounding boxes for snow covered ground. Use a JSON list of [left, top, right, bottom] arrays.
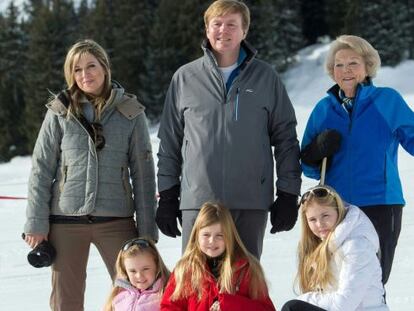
[[0, 44, 413, 310]]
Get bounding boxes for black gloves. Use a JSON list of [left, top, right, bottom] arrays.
[[155, 185, 182, 238], [270, 190, 299, 233], [301, 129, 342, 167]]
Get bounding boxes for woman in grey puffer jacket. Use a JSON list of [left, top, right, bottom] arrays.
[[23, 39, 157, 311]]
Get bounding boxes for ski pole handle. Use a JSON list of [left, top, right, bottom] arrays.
[[320, 157, 327, 185]]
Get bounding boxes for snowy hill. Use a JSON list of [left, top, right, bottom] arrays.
[[0, 43, 413, 310]]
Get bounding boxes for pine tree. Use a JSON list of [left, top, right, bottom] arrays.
[[0, 1, 28, 161], [246, 0, 280, 65], [300, 0, 328, 44], [143, 0, 207, 120], [273, 0, 304, 71], [75, 0, 92, 39], [401, 0, 414, 59], [110, 0, 155, 107], [88, 0, 115, 56], [348, 0, 408, 66], [324, 0, 352, 39], [23, 0, 77, 151], [247, 0, 303, 72]]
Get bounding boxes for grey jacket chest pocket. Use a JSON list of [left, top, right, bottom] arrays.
[[231, 90, 269, 126]]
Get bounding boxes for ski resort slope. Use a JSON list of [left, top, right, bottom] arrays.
[[0, 43, 413, 310]]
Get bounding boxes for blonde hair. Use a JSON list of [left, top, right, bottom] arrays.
[[296, 185, 347, 293], [103, 238, 170, 311], [170, 202, 269, 301], [204, 0, 250, 34], [63, 39, 112, 120], [325, 35, 381, 80]]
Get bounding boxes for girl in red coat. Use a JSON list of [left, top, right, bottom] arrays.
[[160, 202, 276, 311]]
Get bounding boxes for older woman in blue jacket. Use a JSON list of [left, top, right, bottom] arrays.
[[301, 35, 414, 284]]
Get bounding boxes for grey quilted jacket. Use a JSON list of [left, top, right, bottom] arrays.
[[24, 84, 157, 240]]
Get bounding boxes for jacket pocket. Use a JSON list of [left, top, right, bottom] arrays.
[[260, 141, 272, 185], [59, 166, 68, 192], [182, 140, 191, 187], [121, 166, 132, 210]]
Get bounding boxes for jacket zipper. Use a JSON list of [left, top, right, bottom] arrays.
[[59, 166, 68, 192], [347, 86, 362, 132], [63, 166, 68, 182], [234, 87, 240, 121], [70, 114, 99, 210], [345, 88, 362, 200]]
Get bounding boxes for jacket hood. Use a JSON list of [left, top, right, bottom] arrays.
[[330, 204, 379, 252], [46, 80, 126, 116], [105, 80, 125, 109]]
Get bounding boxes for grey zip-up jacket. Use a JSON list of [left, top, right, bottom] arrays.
[[157, 41, 301, 211], [24, 84, 157, 240]]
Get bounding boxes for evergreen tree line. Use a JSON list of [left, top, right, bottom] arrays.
[[0, 0, 412, 162]]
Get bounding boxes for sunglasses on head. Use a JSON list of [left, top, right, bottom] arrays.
[[91, 122, 105, 151], [122, 238, 152, 251], [300, 187, 334, 205]]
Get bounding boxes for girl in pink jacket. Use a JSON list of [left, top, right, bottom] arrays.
[[103, 238, 170, 311]]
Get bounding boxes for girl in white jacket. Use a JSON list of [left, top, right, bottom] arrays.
[[282, 185, 388, 311]]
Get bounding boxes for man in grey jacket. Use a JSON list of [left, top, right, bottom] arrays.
[[156, 0, 301, 258]]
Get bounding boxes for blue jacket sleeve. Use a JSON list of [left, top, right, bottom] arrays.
[[376, 88, 414, 155]]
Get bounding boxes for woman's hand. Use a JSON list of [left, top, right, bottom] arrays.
[[209, 300, 221, 311], [24, 233, 48, 248]]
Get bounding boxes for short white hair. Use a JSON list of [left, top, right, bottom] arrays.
[[325, 35, 381, 80]]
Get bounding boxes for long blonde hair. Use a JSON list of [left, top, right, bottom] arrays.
[[171, 202, 268, 301], [103, 238, 170, 311], [296, 185, 347, 293], [63, 39, 112, 120]]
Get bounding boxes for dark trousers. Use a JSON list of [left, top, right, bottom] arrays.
[[282, 300, 326, 311], [360, 204, 403, 284]]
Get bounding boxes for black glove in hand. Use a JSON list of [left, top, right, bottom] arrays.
[[155, 185, 182, 238], [301, 129, 341, 166], [270, 190, 299, 233]]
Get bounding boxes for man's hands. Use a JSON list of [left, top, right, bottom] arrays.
[[155, 185, 182, 237], [270, 190, 299, 233]]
